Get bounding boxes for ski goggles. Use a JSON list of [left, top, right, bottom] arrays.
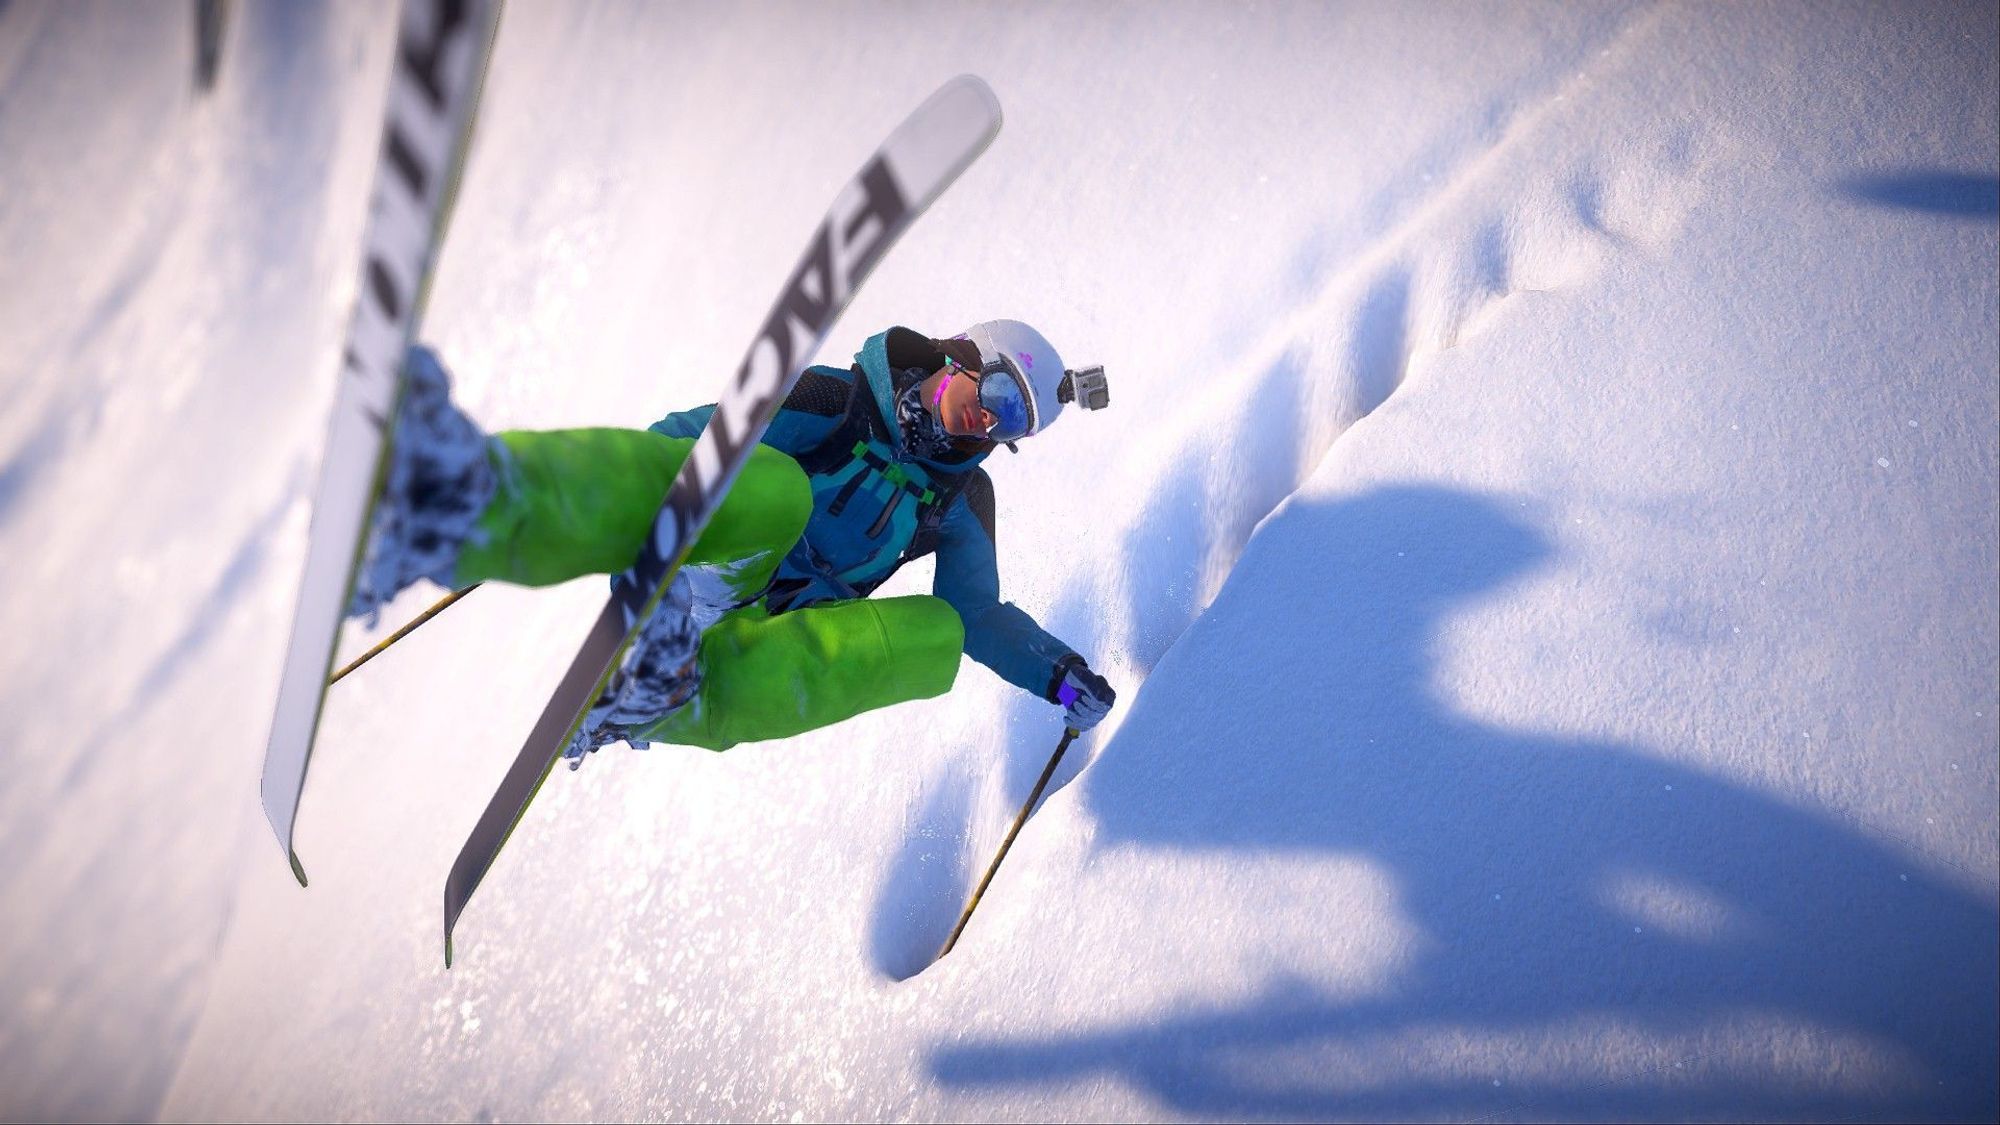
[[940, 356, 1033, 443]]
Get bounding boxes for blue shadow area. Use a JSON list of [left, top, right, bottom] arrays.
[[0, 412, 70, 535], [927, 484, 1999, 1120], [1836, 171, 2000, 219], [869, 777, 976, 981]]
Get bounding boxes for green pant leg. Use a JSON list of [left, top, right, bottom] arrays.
[[635, 594, 965, 751], [452, 428, 809, 594]]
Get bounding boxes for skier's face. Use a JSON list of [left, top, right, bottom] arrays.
[[920, 362, 1001, 438]]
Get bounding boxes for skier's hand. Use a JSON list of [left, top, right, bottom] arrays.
[[1052, 655, 1115, 732]]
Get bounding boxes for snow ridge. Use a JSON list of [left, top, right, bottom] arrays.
[[867, 3, 1733, 983], [1091, 3, 1722, 689]]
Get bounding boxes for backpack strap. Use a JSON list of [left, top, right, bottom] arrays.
[[778, 362, 982, 579], [905, 467, 988, 562], [844, 443, 945, 534]]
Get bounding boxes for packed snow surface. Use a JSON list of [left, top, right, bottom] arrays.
[[1, 1, 1995, 1120]]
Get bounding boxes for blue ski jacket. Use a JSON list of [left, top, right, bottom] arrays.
[[649, 327, 1081, 702]]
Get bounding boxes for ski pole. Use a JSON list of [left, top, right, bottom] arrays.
[[934, 726, 1079, 964], [329, 584, 480, 685]]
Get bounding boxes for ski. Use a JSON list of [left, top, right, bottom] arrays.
[[442, 75, 1003, 966], [260, 0, 502, 886]]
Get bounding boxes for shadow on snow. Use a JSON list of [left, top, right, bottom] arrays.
[[927, 484, 1999, 1121], [1834, 170, 2000, 220]]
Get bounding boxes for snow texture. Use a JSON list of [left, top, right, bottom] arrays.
[[1, 0, 1994, 1121]]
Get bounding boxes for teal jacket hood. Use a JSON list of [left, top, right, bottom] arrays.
[[853, 326, 996, 478]]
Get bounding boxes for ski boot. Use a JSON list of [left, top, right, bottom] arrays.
[[347, 345, 497, 625], [562, 570, 703, 767]]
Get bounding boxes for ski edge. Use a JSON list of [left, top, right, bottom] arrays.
[[257, 0, 503, 882]]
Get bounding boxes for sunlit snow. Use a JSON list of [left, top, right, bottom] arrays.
[[1, 1, 1995, 1121]]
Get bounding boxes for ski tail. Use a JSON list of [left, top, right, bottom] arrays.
[[259, 0, 503, 884], [442, 76, 1004, 966]]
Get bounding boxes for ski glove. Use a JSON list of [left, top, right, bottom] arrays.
[[1051, 654, 1116, 732]]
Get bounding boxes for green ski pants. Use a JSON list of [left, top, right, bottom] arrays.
[[452, 428, 964, 751]]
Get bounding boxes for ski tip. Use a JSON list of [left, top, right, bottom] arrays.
[[884, 75, 1005, 214], [443, 933, 455, 970], [289, 851, 308, 888], [939, 73, 1002, 128]]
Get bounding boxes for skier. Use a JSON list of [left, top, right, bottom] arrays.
[[346, 321, 1119, 758]]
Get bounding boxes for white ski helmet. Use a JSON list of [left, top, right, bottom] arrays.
[[957, 319, 1108, 442]]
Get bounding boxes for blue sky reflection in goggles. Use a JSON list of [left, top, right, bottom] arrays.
[[974, 361, 1033, 442]]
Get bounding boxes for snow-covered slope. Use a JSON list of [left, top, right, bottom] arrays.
[[1, 1, 1994, 1121]]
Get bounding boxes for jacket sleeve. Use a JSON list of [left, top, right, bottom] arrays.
[[647, 366, 849, 455], [648, 403, 715, 440], [930, 470, 1079, 701]]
